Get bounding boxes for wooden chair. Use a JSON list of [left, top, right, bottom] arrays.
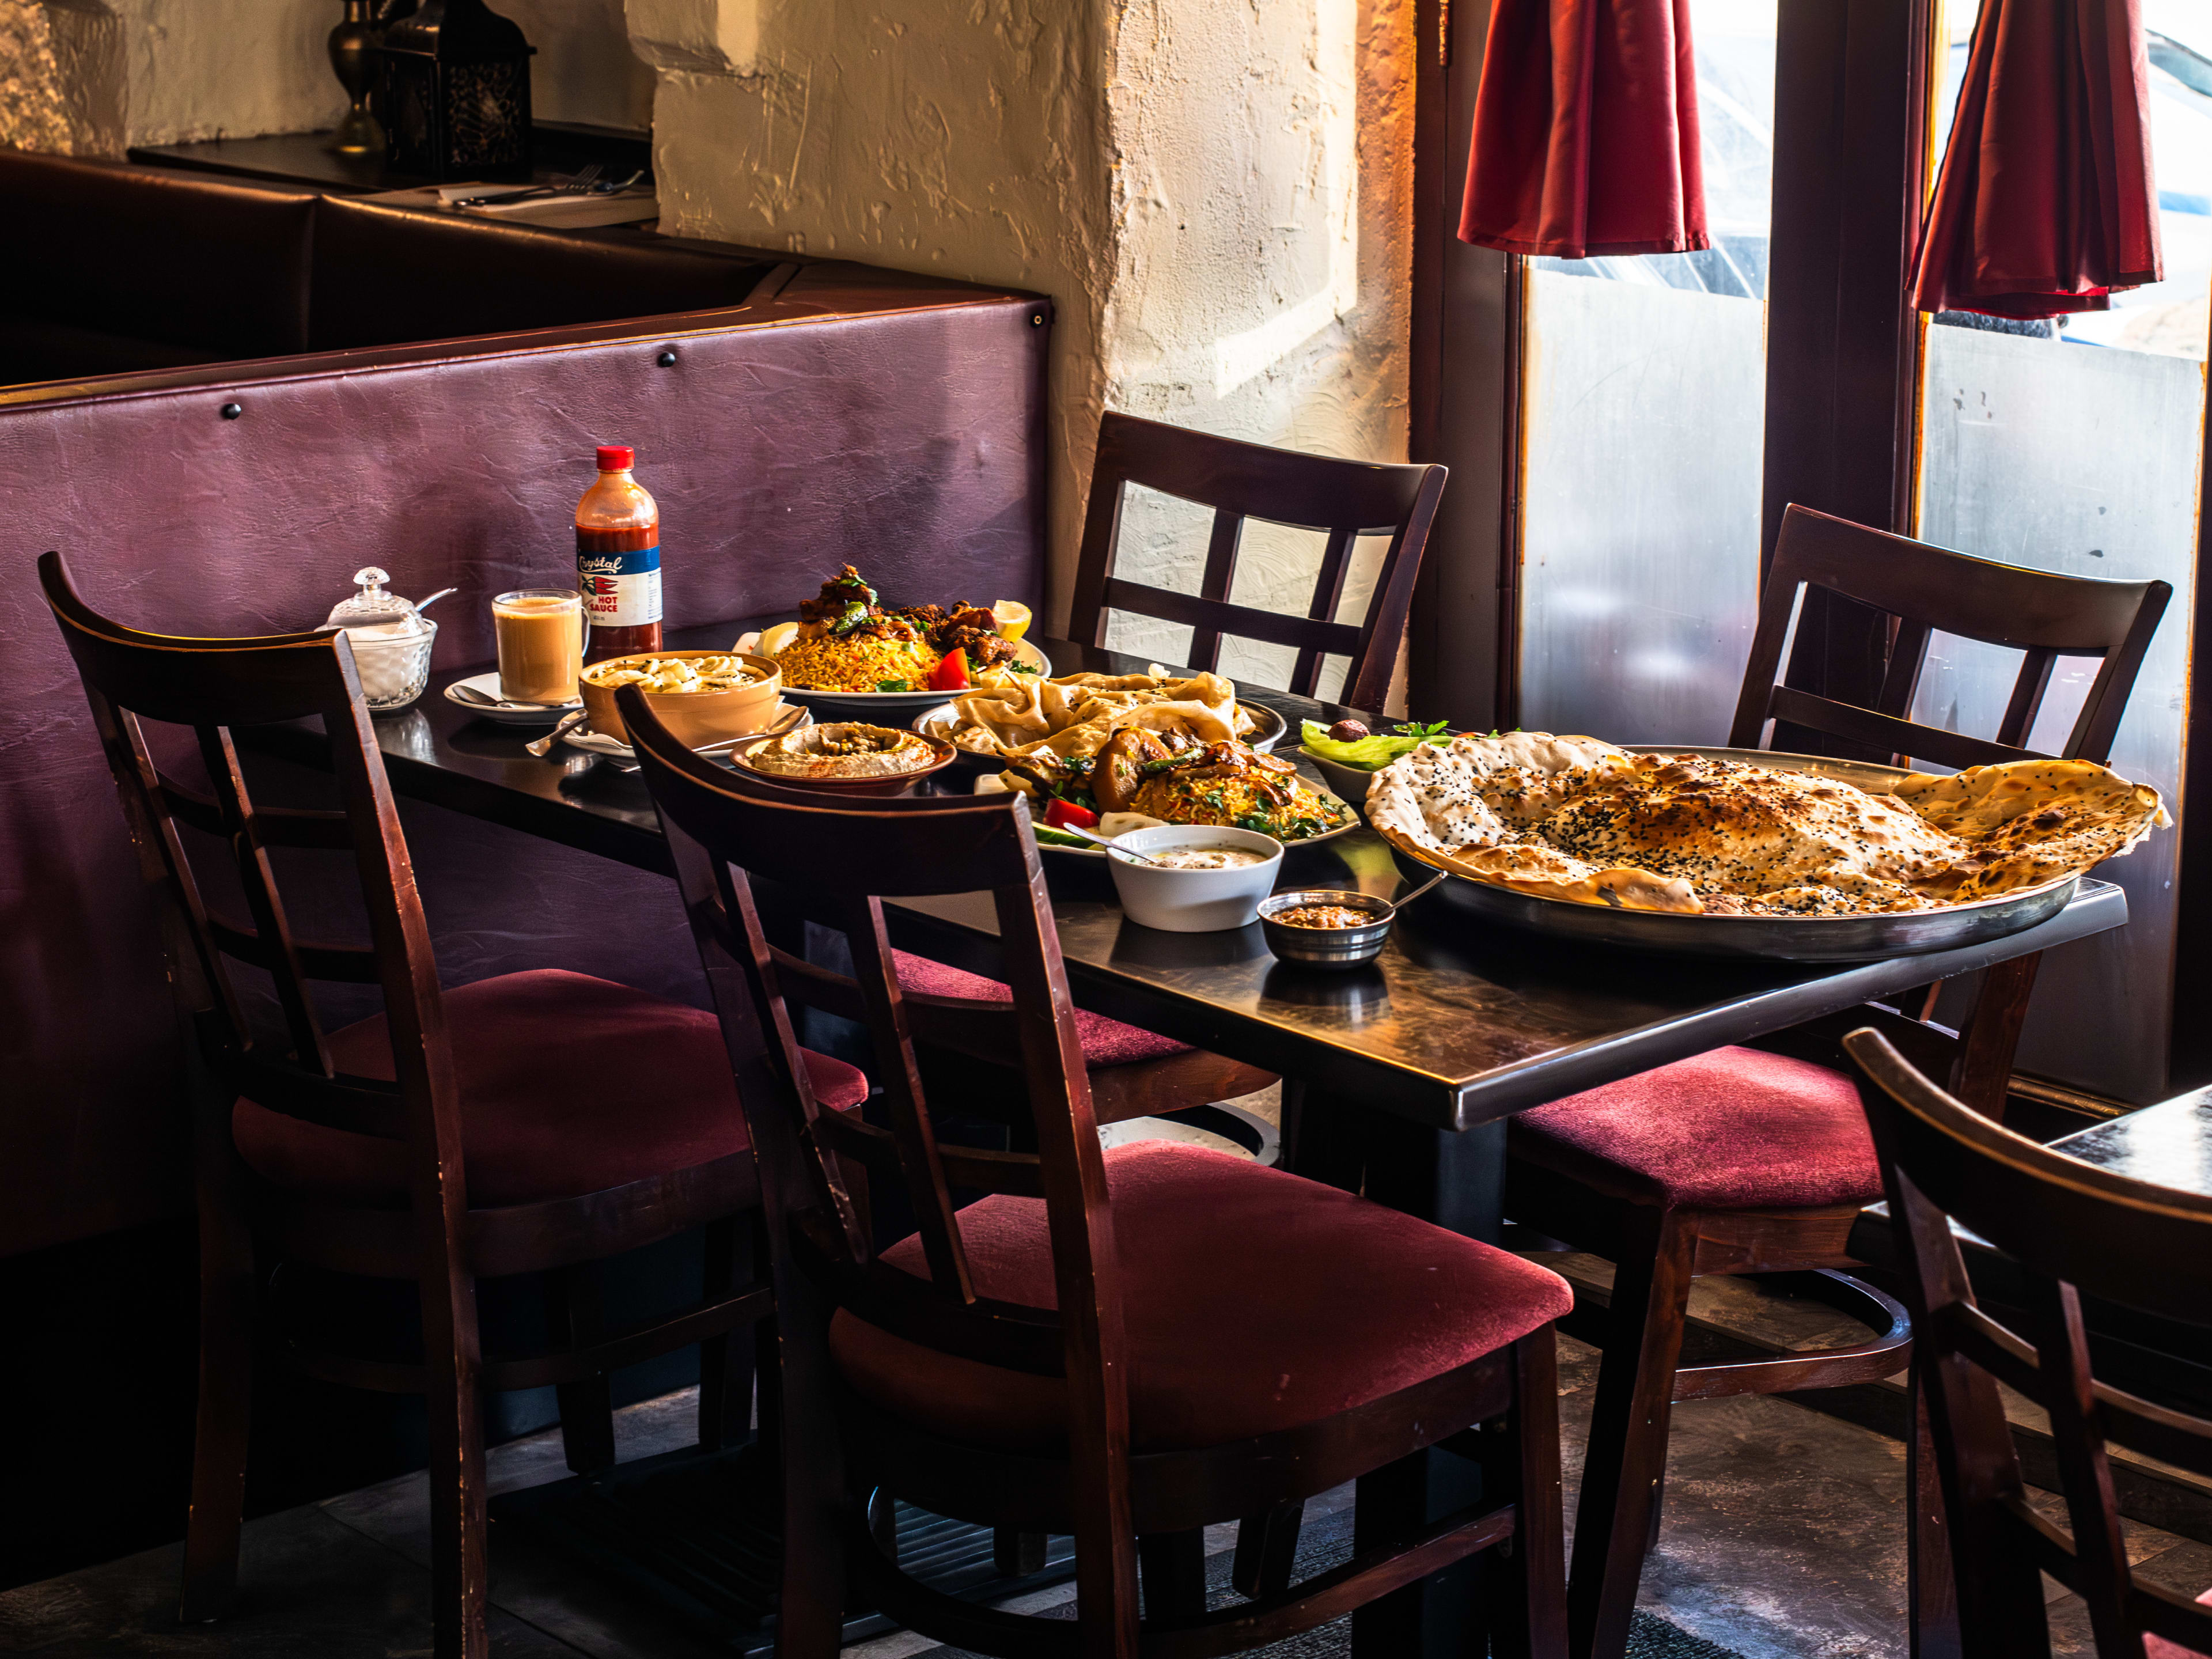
[[40, 551, 871, 1659], [622, 682, 1572, 1659], [1846, 1028, 2212, 1659], [1503, 504, 2171, 1659], [1068, 410, 1448, 711]]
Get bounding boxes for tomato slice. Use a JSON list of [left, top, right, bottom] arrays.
[[926, 648, 971, 692], [1043, 797, 1100, 831]]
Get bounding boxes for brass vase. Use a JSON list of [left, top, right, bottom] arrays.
[[326, 0, 385, 156]]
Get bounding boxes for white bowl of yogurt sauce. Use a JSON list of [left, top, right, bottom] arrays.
[[1104, 825, 1285, 933]]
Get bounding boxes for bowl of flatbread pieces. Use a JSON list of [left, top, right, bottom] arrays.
[[1365, 733, 2167, 960]]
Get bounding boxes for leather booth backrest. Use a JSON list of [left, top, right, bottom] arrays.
[[0, 150, 317, 358], [308, 198, 779, 351], [0, 293, 1047, 1257]]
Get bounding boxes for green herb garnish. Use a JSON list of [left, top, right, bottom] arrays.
[[876, 679, 913, 692], [1301, 718, 1445, 772]]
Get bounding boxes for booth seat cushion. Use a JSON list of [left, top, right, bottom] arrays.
[[233, 969, 866, 1209], [1510, 1046, 1880, 1210], [892, 950, 1192, 1068], [830, 1141, 1573, 1452]]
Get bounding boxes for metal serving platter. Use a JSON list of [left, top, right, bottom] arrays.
[[1389, 745, 2081, 963]]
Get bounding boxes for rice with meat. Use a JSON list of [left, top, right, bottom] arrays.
[[773, 634, 938, 692]]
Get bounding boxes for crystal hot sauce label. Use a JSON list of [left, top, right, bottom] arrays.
[[577, 531, 662, 629]]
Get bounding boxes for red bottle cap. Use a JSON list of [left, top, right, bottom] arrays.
[[595, 445, 635, 471]]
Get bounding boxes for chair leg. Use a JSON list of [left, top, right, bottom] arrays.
[[419, 1259, 490, 1659], [1138, 1528, 1209, 1622], [178, 1152, 256, 1624], [1230, 1500, 1303, 1598], [1483, 1330, 1569, 1659], [995, 1528, 1049, 1576], [770, 1264, 847, 1658], [549, 1263, 616, 1475], [699, 1217, 759, 1452], [1566, 1205, 1697, 1659]]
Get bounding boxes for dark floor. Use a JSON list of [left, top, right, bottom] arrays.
[[6, 1270, 2205, 1657]]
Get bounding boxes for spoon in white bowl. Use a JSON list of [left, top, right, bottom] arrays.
[[1057, 824, 1165, 863]]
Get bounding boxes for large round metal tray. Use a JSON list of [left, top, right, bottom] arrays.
[[1389, 745, 2080, 962]]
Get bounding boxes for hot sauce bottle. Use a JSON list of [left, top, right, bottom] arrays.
[[576, 444, 662, 661]]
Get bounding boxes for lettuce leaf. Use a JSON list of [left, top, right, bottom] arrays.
[[1300, 719, 1433, 772]]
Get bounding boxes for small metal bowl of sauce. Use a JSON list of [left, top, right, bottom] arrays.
[[1257, 889, 1397, 969], [1257, 869, 1447, 970]]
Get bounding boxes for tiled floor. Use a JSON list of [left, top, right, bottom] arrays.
[[0, 1342, 1931, 1659], [6, 1254, 2205, 1656]]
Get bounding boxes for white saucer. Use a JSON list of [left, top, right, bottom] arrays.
[[442, 671, 582, 725]]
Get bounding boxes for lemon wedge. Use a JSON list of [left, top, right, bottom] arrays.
[[755, 621, 801, 657], [991, 600, 1032, 642]]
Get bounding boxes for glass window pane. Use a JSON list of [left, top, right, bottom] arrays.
[[1914, 1, 2210, 1101], [1517, 0, 1775, 741]]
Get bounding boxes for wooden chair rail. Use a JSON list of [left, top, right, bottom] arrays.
[[1096, 578, 1366, 658], [815, 1109, 1047, 1199], [158, 775, 356, 850], [217, 1055, 407, 1139], [280, 1283, 775, 1396], [206, 915, 381, 984], [1761, 685, 2040, 771], [263, 1149, 763, 1281], [855, 1496, 1518, 1659]]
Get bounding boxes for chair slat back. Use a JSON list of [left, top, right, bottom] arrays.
[[1731, 505, 2170, 768], [1847, 1030, 2212, 1656], [623, 685, 1132, 1397], [1067, 411, 1448, 709], [40, 552, 454, 1165]]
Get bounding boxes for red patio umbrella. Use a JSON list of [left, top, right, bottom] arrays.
[[1911, 0, 2162, 319], [1458, 0, 1709, 259]]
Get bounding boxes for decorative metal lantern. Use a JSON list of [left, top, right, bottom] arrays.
[[378, 0, 536, 182]]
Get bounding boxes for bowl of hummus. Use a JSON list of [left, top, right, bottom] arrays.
[[730, 721, 956, 795]]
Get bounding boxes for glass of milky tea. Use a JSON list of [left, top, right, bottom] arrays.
[[493, 589, 588, 703]]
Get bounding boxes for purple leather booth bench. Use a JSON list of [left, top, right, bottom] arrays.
[[1, 148, 1050, 1266]]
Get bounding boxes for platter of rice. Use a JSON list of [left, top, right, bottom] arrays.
[[1368, 733, 2165, 960], [734, 566, 1047, 717]]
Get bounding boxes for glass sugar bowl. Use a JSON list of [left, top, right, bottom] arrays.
[[322, 567, 444, 712]]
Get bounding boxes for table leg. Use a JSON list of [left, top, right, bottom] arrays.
[[1290, 1091, 1508, 1659]]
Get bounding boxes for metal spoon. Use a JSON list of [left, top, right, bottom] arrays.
[[453, 164, 603, 209], [1059, 824, 1165, 863], [525, 710, 589, 757], [413, 587, 458, 612], [452, 682, 573, 711], [604, 702, 808, 772], [1385, 869, 1449, 914]]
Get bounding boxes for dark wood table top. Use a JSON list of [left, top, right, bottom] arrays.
[[260, 624, 2128, 1132]]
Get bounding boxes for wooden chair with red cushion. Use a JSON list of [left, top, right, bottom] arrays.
[[623, 681, 1572, 1659], [1847, 1028, 2212, 1659], [1503, 505, 2171, 1659], [41, 551, 869, 1659], [891, 411, 1451, 1164]]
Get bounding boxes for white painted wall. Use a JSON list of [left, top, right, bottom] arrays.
[[638, 0, 1415, 641], [0, 0, 648, 156]]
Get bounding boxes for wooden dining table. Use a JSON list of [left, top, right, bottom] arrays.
[[252, 622, 2130, 1659]]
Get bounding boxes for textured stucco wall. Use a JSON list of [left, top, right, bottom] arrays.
[[0, 0, 647, 156], [642, 0, 1118, 631], [638, 0, 1413, 642]]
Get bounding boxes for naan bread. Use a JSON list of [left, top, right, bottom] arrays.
[[1894, 760, 2169, 899], [1368, 733, 2165, 917]]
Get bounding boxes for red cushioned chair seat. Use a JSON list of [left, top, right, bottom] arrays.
[[893, 949, 1192, 1068], [830, 1140, 1573, 1452], [233, 969, 868, 1209], [2146, 1585, 2212, 1657], [1510, 1046, 1881, 1210]]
